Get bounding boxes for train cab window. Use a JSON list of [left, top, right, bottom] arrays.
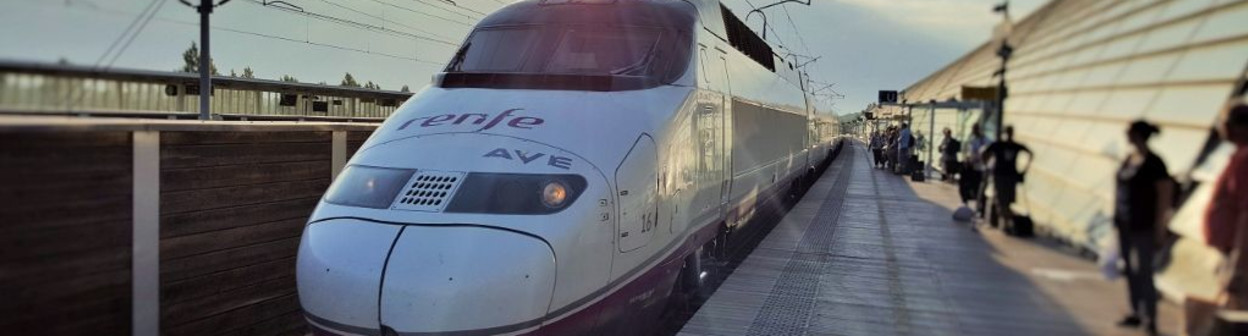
[[544, 27, 662, 76], [447, 28, 538, 73], [442, 25, 691, 91], [438, 0, 697, 91]]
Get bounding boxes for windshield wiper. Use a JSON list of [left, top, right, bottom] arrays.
[[447, 43, 471, 72], [610, 42, 658, 76]]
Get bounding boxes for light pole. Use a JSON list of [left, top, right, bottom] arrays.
[[992, 1, 1013, 140], [180, 0, 232, 120]]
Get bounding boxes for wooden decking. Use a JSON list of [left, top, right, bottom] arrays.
[[678, 142, 1177, 336]]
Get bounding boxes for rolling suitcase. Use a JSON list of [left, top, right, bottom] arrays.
[[1008, 180, 1035, 237], [910, 160, 925, 182], [1011, 215, 1034, 237]]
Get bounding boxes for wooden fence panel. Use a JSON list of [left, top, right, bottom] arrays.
[[2, 122, 378, 336], [159, 131, 332, 336], [346, 130, 371, 159], [0, 132, 134, 335]]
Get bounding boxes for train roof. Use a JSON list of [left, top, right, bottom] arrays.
[[479, 0, 698, 29]]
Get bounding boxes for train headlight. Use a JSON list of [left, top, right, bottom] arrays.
[[541, 181, 569, 208], [446, 173, 587, 214], [323, 165, 414, 209]]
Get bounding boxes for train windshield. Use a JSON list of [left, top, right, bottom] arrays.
[[445, 25, 690, 85]]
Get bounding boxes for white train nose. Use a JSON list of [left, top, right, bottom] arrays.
[[297, 219, 399, 334], [379, 224, 557, 334], [298, 219, 558, 335]]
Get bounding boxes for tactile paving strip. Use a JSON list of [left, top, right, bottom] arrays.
[[745, 151, 856, 336]]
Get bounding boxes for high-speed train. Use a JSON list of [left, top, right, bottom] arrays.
[[297, 0, 842, 335]]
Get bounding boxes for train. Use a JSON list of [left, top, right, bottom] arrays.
[[296, 0, 842, 335]]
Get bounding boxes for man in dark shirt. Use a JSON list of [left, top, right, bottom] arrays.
[[982, 126, 1032, 230], [939, 127, 960, 181]]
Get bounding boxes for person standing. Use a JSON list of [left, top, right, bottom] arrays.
[[898, 123, 913, 174], [1114, 120, 1172, 336], [981, 125, 1032, 230], [939, 127, 961, 182], [870, 131, 884, 168], [1205, 103, 1248, 314], [962, 123, 992, 227]]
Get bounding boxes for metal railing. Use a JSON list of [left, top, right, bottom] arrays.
[[0, 60, 413, 121]]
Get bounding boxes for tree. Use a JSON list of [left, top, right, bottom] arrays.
[[340, 72, 360, 87], [364, 81, 380, 90], [241, 67, 255, 79], [180, 42, 219, 75], [279, 75, 299, 83], [400, 85, 411, 93], [317, 81, 328, 85], [229, 69, 237, 77]]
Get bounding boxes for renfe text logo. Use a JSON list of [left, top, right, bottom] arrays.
[[397, 108, 544, 132]]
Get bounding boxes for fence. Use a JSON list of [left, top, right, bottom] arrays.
[[0, 117, 376, 335], [0, 61, 413, 120]]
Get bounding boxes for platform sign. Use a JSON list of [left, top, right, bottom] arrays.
[[962, 86, 998, 101], [878, 90, 898, 104]]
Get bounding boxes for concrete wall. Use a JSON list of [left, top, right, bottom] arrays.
[[901, 0, 1248, 250], [0, 117, 376, 336]]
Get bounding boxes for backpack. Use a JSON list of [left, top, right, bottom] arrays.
[[946, 139, 962, 156], [953, 206, 975, 221]]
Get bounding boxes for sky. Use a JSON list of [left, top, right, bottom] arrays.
[[0, 0, 1045, 115]]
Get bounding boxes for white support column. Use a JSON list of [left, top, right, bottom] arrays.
[[117, 81, 126, 110], [928, 105, 935, 179], [331, 131, 347, 179], [132, 131, 161, 336], [177, 84, 187, 112]]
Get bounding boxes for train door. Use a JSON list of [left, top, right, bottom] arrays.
[[713, 49, 733, 218], [616, 135, 658, 253], [693, 45, 732, 227]]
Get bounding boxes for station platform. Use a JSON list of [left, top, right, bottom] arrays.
[[678, 142, 1177, 336]]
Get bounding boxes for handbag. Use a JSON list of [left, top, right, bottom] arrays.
[[1098, 234, 1122, 280]]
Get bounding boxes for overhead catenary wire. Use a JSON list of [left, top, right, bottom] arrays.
[[366, 0, 476, 27], [779, 4, 811, 56], [245, 0, 463, 47], [743, 0, 789, 50], [214, 24, 446, 66], [406, 0, 487, 20], [105, 0, 168, 68], [68, 0, 165, 111], [39, 0, 448, 67], [312, 0, 459, 43], [93, 0, 164, 67], [743, 0, 830, 102]]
